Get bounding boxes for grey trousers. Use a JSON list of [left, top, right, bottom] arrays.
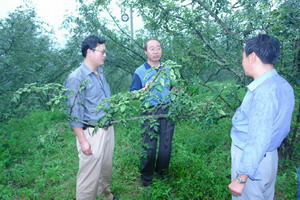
[[76, 126, 115, 200], [231, 143, 278, 200]]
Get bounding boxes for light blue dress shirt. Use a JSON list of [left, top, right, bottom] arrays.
[[231, 69, 294, 179], [65, 63, 111, 127]]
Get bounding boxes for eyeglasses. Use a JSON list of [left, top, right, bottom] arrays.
[[92, 49, 107, 55], [148, 47, 162, 52]]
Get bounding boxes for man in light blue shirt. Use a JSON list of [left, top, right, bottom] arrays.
[[228, 34, 294, 199], [65, 35, 118, 200]]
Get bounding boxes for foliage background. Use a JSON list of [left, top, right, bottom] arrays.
[[0, 0, 299, 199]]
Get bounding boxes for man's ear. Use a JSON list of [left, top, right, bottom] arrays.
[[86, 48, 92, 56], [249, 52, 257, 64]]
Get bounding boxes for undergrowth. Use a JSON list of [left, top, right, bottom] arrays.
[[0, 110, 298, 199]]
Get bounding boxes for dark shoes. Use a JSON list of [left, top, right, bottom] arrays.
[[141, 171, 169, 187], [141, 175, 153, 187], [113, 197, 119, 200], [142, 179, 152, 187]]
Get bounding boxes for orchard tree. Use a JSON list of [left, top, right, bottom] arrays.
[[0, 7, 72, 120]]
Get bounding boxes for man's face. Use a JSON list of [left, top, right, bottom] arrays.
[[144, 40, 162, 63], [242, 51, 251, 77], [91, 43, 106, 66]]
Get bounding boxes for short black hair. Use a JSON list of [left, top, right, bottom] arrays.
[[81, 35, 106, 57], [244, 34, 280, 65], [144, 39, 161, 51]]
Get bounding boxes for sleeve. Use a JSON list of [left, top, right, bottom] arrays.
[[65, 77, 85, 127], [237, 89, 276, 179], [130, 73, 143, 92]]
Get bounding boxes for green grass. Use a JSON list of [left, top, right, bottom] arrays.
[[0, 110, 298, 199]]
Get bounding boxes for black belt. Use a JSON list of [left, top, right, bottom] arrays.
[[83, 125, 96, 130]]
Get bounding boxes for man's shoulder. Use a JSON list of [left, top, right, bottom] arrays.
[[67, 66, 88, 82], [264, 73, 289, 86], [257, 74, 292, 94], [134, 63, 149, 77], [135, 63, 146, 72]]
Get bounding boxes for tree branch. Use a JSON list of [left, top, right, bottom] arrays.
[[194, 0, 234, 37], [104, 6, 143, 49]]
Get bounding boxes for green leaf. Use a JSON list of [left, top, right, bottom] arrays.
[[156, 85, 163, 93], [144, 102, 151, 108], [170, 69, 176, 80], [218, 109, 226, 116], [160, 78, 165, 86], [120, 105, 126, 113]]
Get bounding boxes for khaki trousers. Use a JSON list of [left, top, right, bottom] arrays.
[[76, 126, 115, 200], [231, 143, 278, 200]]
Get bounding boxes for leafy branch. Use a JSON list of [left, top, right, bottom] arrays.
[[12, 60, 239, 129]]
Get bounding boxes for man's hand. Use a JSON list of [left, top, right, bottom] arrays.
[[228, 179, 245, 196], [131, 81, 154, 100], [80, 139, 93, 155], [228, 174, 247, 196], [73, 127, 93, 156], [144, 81, 154, 91]]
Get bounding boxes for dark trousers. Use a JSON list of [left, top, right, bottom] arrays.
[[140, 106, 175, 185]]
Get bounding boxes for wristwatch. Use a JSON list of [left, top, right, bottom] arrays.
[[235, 175, 247, 184]]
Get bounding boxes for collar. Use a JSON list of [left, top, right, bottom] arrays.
[[247, 69, 278, 92], [144, 62, 152, 69], [80, 63, 103, 76], [144, 62, 162, 70]]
